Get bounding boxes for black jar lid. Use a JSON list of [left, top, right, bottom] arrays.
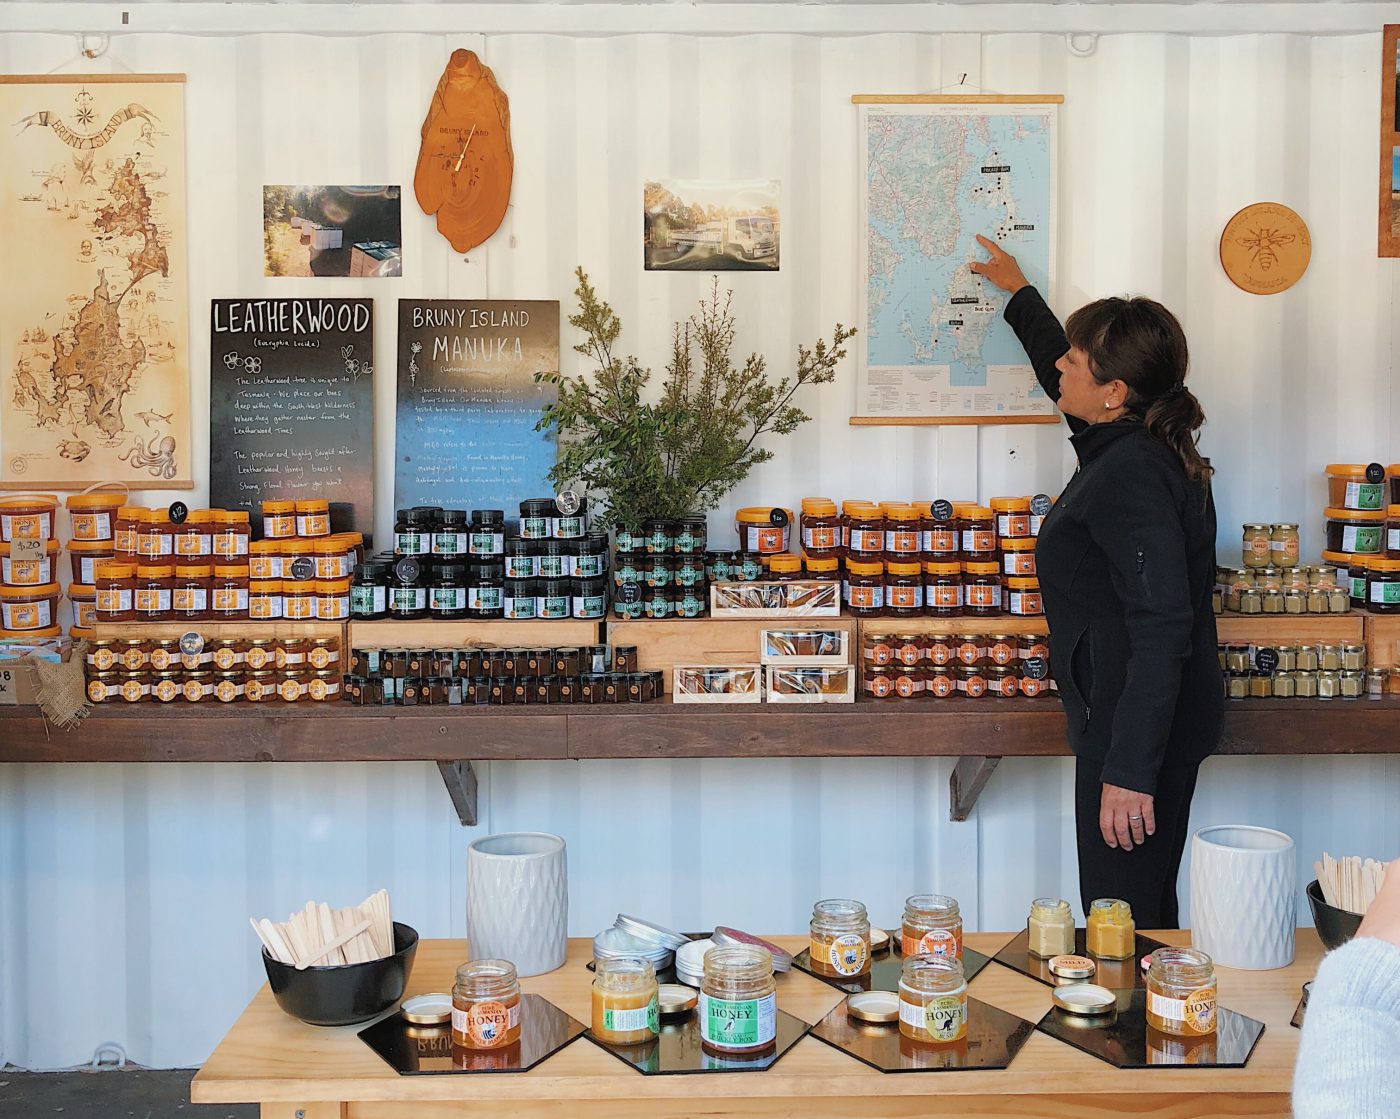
[[643, 517, 675, 530], [505, 538, 539, 556], [354, 560, 390, 581], [542, 539, 576, 555], [396, 507, 436, 526], [471, 509, 505, 526], [438, 508, 467, 526], [412, 505, 444, 519], [471, 561, 505, 580], [505, 576, 537, 591], [539, 577, 571, 593], [678, 513, 707, 529], [520, 498, 556, 517]]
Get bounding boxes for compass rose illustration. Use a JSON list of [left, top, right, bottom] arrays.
[[74, 87, 95, 128]]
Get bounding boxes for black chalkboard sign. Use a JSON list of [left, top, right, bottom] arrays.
[[208, 299, 374, 540], [394, 300, 558, 515]]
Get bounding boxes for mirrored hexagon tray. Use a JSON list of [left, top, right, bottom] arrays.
[[810, 994, 1034, 1073], [585, 1006, 811, 1076], [992, 928, 1168, 991]]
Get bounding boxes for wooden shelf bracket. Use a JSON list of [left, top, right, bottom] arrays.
[[949, 755, 1001, 821], [436, 760, 479, 826]]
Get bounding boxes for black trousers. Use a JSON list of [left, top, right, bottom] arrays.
[[1074, 756, 1201, 929]]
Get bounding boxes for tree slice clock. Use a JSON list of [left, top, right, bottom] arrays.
[[1219, 202, 1311, 295], [414, 49, 513, 254]]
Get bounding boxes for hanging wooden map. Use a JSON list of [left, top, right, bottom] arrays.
[[1219, 202, 1311, 296], [414, 49, 513, 254], [0, 74, 191, 489]]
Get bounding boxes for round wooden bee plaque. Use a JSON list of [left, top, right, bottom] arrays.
[[1219, 202, 1311, 295]]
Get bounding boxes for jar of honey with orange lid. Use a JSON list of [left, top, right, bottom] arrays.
[[804, 554, 841, 580], [66, 491, 125, 543], [922, 501, 959, 560], [886, 560, 924, 617], [843, 501, 885, 559], [0, 494, 57, 542], [134, 564, 174, 619], [736, 507, 793, 555], [800, 498, 843, 558], [136, 509, 173, 560], [924, 561, 962, 619], [95, 561, 137, 622], [990, 497, 1032, 540], [249, 579, 283, 620], [1000, 537, 1037, 576], [959, 507, 997, 559], [0, 539, 58, 586], [173, 564, 211, 620], [0, 582, 60, 632], [767, 553, 804, 583], [295, 499, 331, 538], [883, 504, 923, 559], [261, 500, 297, 539], [964, 561, 1003, 616], [843, 559, 885, 617], [212, 510, 251, 560], [69, 539, 116, 585], [1008, 577, 1043, 616], [249, 539, 282, 580], [114, 506, 144, 555], [174, 509, 215, 558], [210, 565, 250, 618]]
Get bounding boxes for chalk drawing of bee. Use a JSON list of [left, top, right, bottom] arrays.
[[1237, 227, 1296, 272]]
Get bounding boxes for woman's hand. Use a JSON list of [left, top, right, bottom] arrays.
[[970, 234, 1031, 295], [1100, 783, 1156, 851], [1358, 860, 1400, 950]]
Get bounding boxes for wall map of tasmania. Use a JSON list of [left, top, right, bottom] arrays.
[[0, 75, 191, 488]]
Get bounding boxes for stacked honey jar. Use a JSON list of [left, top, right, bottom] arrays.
[[860, 629, 1055, 700], [94, 498, 361, 625], [1218, 639, 1382, 700], [1319, 463, 1400, 616]]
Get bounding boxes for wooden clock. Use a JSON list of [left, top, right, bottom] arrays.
[[414, 48, 513, 254]]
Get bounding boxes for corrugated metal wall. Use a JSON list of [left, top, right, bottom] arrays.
[[1, 26, 1398, 1071]]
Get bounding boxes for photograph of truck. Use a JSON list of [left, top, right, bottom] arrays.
[[644, 179, 780, 271]]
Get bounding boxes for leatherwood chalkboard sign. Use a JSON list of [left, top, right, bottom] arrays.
[[208, 298, 375, 539], [394, 299, 558, 514]]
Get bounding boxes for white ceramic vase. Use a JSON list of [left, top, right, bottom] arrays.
[[1189, 825, 1296, 970], [465, 832, 568, 977]]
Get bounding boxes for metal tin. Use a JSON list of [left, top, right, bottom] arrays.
[[658, 983, 698, 1017], [592, 925, 672, 968], [1047, 954, 1097, 981], [616, 914, 690, 952], [711, 926, 793, 972]]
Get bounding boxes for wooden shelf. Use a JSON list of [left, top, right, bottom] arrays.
[[7, 696, 1400, 763]]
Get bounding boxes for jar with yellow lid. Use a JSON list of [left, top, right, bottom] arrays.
[[963, 561, 1003, 617], [808, 899, 871, 979], [1007, 577, 1043, 616], [990, 497, 1031, 539], [803, 554, 840, 580], [800, 498, 843, 557], [886, 560, 923, 617], [0, 538, 58, 586], [316, 577, 352, 619], [1326, 508, 1385, 556], [1086, 898, 1135, 960], [172, 508, 214, 559], [883, 504, 923, 558], [924, 561, 962, 618], [283, 579, 317, 620], [134, 563, 173, 618], [0, 582, 60, 632], [843, 559, 885, 617], [249, 579, 283, 620], [843, 501, 885, 559], [1146, 947, 1217, 1036], [921, 502, 959, 560], [295, 499, 330, 538], [700, 945, 777, 1054], [66, 491, 125, 543], [249, 539, 282, 580], [1326, 464, 1387, 511], [901, 895, 962, 959], [1027, 898, 1076, 959], [261, 500, 297, 539], [591, 957, 659, 1045], [1000, 537, 1036, 577], [898, 954, 967, 1044], [0, 494, 57, 542], [453, 960, 522, 1050], [767, 553, 803, 582], [959, 507, 997, 559], [736, 507, 792, 555], [210, 565, 250, 618]]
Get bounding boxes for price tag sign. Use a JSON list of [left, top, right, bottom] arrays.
[[0, 667, 19, 705], [11, 538, 45, 561]]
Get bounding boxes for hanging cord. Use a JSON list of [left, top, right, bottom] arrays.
[[44, 33, 137, 74]]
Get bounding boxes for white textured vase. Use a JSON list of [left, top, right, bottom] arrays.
[[1189, 825, 1296, 970], [466, 832, 568, 977]]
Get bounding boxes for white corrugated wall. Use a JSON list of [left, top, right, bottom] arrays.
[[1, 25, 1398, 1070]]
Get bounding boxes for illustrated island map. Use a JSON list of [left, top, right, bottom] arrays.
[[1, 79, 189, 485], [861, 105, 1055, 418]]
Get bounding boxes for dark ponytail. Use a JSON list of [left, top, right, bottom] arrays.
[[1065, 296, 1213, 486]]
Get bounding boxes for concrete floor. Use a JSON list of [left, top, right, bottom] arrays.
[[0, 1067, 255, 1119]]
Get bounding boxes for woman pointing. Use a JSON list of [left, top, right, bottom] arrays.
[[971, 234, 1223, 927]]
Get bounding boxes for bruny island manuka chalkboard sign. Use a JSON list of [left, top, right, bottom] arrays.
[[394, 300, 559, 515]]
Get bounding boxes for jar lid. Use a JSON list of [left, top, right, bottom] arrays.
[[95, 561, 137, 579], [925, 561, 961, 575], [1320, 550, 1358, 564], [1001, 538, 1037, 552], [400, 993, 453, 1025], [214, 565, 250, 578], [803, 556, 840, 574], [1368, 558, 1400, 572], [250, 578, 283, 590], [1325, 507, 1387, 521], [0, 624, 61, 638], [66, 492, 126, 511], [186, 508, 216, 524], [675, 937, 715, 979], [989, 496, 1031, 512], [736, 506, 794, 525], [965, 561, 1000, 575], [1052, 983, 1117, 1017], [964, 506, 994, 519], [315, 578, 352, 591], [294, 499, 329, 512], [1325, 463, 1385, 477], [1272, 523, 1298, 531], [262, 500, 296, 513], [0, 582, 59, 598], [135, 564, 174, 578], [711, 926, 792, 972], [1007, 576, 1040, 589], [768, 554, 803, 574], [0, 538, 58, 556], [842, 500, 881, 517], [1242, 523, 1271, 531], [471, 509, 505, 524], [886, 560, 921, 575], [615, 914, 691, 951], [283, 579, 316, 591], [593, 925, 672, 965], [845, 559, 884, 576], [249, 540, 280, 554], [520, 498, 556, 516], [0, 494, 56, 509], [222, 510, 250, 524], [801, 497, 838, 516], [68, 583, 96, 597], [1047, 953, 1097, 980], [880, 502, 917, 518]]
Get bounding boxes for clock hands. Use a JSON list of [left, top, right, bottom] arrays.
[[454, 124, 477, 173]]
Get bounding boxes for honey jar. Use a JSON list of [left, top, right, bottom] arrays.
[[898, 954, 967, 1045], [901, 895, 962, 959], [1146, 947, 1217, 1037], [1027, 898, 1075, 959], [452, 960, 522, 1050], [591, 957, 659, 1045], [808, 899, 871, 979], [1086, 898, 1135, 960], [699, 945, 777, 1055]]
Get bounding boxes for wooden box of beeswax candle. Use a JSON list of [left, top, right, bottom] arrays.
[[609, 617, 856, 680]]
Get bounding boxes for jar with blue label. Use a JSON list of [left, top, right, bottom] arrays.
[[539, 578, 572, 619], [644, 518, 674, 555], [430, 562, 469, 620], [504, 577, 538, 619], [504, 539, 538, 579], [614, 525, 645, 554], [394, 508, 434, 557], [674, 556, 706, 588], [675, 584, 708, 618], [553, 498, 588, 540], [644, 586, 674, 619], [644, 555, 674, 589], [705, 551, 738, 583], [519, 499, 555, 541], [575, 533, 608, 578], [467, 561, 504, 619], [614, 551, 643, 586], [539, 540, 573, 580], [675, 516, 708, 555], [572, 576, 608, 618], [469, 510, 505, 557], [433, 509, 469, 557]]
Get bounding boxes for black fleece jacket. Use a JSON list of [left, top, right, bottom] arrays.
[[1006, 286, 1223, 794]]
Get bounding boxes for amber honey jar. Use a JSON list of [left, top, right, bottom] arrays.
[[453, 960, 522, 1050], [591, 957, 659, 1045], [1086, 899, 1135, 960], [808, 899, 872, 979], [898, 954, 967, 1045], [1146, 948, 1217, 1037], [901, 895, 962, 960]]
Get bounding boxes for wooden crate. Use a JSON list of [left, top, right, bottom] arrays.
[[1215, 615, 1365, 646], [1364, 616, 1400, 668], [347, 619, 602, 650], [608, 618, 858, 680]]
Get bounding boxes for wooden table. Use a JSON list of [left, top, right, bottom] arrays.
[[192, 930, 1317, 1119]]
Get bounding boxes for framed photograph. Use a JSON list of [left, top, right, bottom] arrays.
[[1381, 26, 1400, 257], [644, 179, 779, 271], [263, 185, 402, 277]]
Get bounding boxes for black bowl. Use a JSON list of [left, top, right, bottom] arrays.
[[1306, 880, 1363, 952], [263, 921, 418, 1026]]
